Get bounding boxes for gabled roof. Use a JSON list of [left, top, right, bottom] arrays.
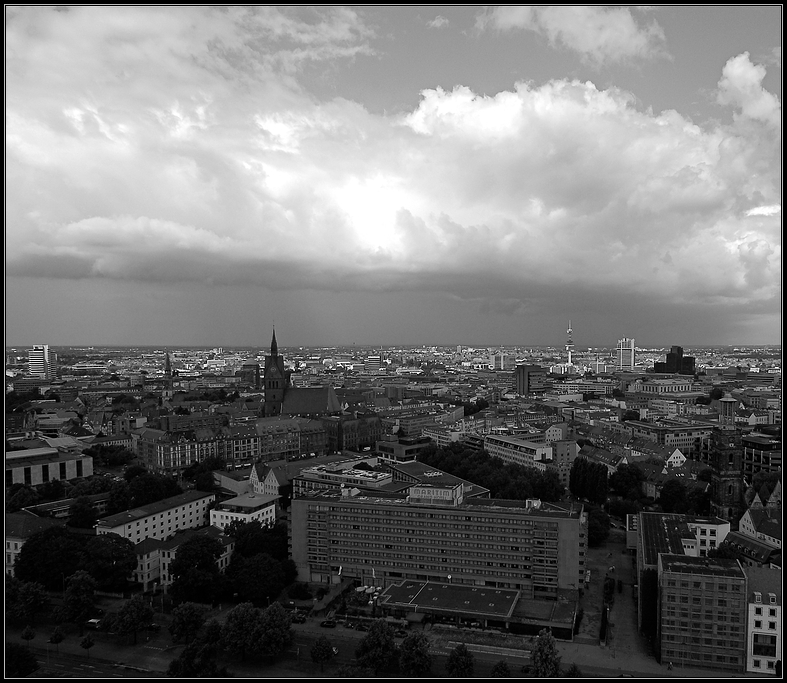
[[5, 511, 66, 539], [281, 386, 341, 416]]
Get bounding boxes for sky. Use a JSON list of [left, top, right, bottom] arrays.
[[5, 6, 782, 349]]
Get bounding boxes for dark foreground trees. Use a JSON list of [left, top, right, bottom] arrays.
[[398, 631, 432, 677], [532, 628, 561, 677]]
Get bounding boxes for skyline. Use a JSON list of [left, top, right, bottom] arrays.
[[6, 6, 782, 348]]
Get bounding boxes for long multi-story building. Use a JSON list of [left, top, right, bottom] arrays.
[[290, 487, 586, 601], [657, 554, 747, 673], [96, 490, 215, 544], [626, 419, 713, 457], [5, 449, 93, 489], [483, 434, 552, 469], [514, 364, 548, 396]]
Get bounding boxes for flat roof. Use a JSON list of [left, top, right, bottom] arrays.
[[659, 554, 746, 578], [380, 580, 519, 619], [97, 490, 215, 527], [217, 492, 279, 509]]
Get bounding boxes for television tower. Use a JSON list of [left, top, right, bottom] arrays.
[[566, 320, 574, 366]]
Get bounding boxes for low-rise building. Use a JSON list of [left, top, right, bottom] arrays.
[[5, 512, 66, 577], [209, 492, 278, 530], [5, 449, 94, 488]]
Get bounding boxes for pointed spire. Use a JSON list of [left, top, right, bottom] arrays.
[[271, 327, 278, 357]]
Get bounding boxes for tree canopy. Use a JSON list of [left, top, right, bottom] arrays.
[[169, 602, 209, 645], [445, 642, 474, 677], [532, 628, 561, 677], [14, 527, 84, 590], [398, 631, 432, 677], [116, 594, 154, 645], [355, 619, 397, 674], [170, 535, 224, 605]]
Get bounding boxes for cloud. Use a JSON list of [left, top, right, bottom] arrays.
[[427, 15, 449, 30], [5, 7, 781, 334], [717, 52, 781, 128], [746, 205, 781, 217], [476, 6, 669, 66]]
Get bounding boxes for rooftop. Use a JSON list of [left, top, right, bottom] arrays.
[[97, 490, 215, 527]]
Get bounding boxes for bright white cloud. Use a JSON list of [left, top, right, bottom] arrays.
[[5, 7, 781, 323], [477, 6, 669, 66]]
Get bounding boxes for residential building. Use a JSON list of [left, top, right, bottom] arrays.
[[96, 490, 215, 543], [657, 554, 747, 673], [746, 567, 782, 675]]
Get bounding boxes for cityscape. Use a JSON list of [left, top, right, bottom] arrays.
[[5, 5, 782, 680]]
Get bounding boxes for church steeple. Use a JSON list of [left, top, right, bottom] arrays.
[[271, 327, 278, 357]]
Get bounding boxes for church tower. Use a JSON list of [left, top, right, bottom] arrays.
[[707, 428, 744, 523], [263, 328, 287, 417]]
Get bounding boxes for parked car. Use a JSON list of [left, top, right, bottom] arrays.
[[394, 629, 408, 638], [320, 620, 337, 628], [354, 623, 369, 632], [144, 623, 160, 632], [291, 613, 306, 624], [85, 619, 103, 630]]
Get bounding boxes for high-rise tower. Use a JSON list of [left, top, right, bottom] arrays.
[[565, 321, 574, 366], [28, 344, 55, 380], [616, 338, 635, 371]]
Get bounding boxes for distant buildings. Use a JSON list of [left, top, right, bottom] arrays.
[[654, 345, 695, 375]]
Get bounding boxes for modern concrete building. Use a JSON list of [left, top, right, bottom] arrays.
[[483, 434, 552, 469], [28, 344, 56, 380], [209, 492, 278, 530], [5, 449, 94, 488], [514, 364, 548, 396], [290, 488, 586, 601], [657, 554, 747, 673], [616, 337, 635, 371]]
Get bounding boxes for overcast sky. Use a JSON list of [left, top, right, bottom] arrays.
[[6, 6, 782, 349]]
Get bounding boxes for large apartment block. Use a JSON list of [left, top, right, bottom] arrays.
[[96, 490, 215, 543], [483, 434, 552, 469], [290, 488, 585, 601]]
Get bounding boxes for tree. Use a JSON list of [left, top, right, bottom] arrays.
[[116, 594, 154, 645], [169, 535, 224, 605], [445, 643, 474, 677], [49, 626, 64, 654], [491, 660, 511, 677], [355, 619, 397, 674], [167, 641, 232, 678], [14, 527, 85, 590], [225, 553, 285, 606], [68, 496, 98, 529], [63, 571, 97, 631], [398, 631, 432, 677], [169, 602, 209, 645], [220, 602, 262, 661], [83, 533, 137, 591], [532, 628, 561, 677], [311, 635, 334, 672], [658, 480, 688, 514], [5, 642, 39, 677], [609, 464, 644, 499], [586, 506, 611, 547], [21, 625, 35, 648], [80, 634, 95, 658], [5, 486, 41, 512], [256, 602, 293, 660], [6, 577, 49, 625]]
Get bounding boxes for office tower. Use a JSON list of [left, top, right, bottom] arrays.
[[28, 344, 55, 380], [655, 344, 695, 375], [515, 364, 547, 395], [616, 337, 635, 371]]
